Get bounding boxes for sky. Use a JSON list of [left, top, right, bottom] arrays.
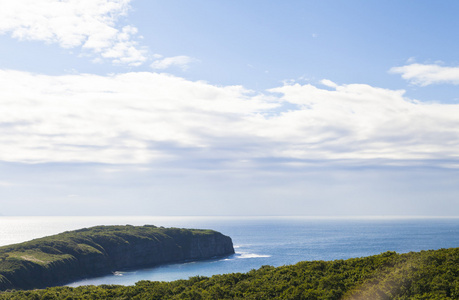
[[1, 0, 459, 216]]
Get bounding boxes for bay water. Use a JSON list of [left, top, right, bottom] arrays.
[[1, 216, 459, 287]]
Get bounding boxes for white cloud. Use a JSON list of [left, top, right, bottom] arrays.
[[320, 79, 338, 88], [390, 63, 459, 86], [150, 55, 197, 71], [0, 69, 274, 164], [1, 70, 459, 167], [267, 83, 459, 162], [0, 0, 147, 66]]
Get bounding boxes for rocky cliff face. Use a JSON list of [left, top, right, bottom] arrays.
[[0, 225, 234, 291]]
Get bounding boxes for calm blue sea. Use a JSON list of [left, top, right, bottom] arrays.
[[1, 216, 459, 287]]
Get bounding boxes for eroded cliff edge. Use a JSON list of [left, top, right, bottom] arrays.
[[0, 225, 235, 291]]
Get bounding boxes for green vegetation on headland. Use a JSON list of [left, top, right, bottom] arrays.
[[2, 247, 459, 299], [0, 225, 234, 291]]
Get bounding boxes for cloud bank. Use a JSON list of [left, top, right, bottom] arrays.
[[390, 63, 459, 86], [1, 70, 459, 167], [0, 0, 146, 65]]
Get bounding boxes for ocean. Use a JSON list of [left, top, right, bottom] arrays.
[[1, 216, 459, 287]]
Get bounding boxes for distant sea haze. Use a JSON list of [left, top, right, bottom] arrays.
[[1, 216, 459, 286]]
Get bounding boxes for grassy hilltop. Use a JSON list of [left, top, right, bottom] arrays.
[[2, 247, 459, 299], [0, 225, 234, 291]]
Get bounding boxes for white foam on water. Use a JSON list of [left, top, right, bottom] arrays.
[[237, 252, 271, 259]]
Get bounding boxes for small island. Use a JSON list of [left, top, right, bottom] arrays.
[[0, 225, 235, 291]]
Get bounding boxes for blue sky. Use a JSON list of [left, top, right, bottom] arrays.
[[1, 0, 459, 216]]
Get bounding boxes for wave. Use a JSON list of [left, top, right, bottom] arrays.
[[219, 252, 271, 261], [237, 252, 271, 259], [112, 271, 138, 276]]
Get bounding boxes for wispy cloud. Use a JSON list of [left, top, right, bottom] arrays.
[[0, 181, 14, 187], [1, 69, 459, 167], [150, 55, 197, 71], [390, 63, 459, 86], [0, 0, 147, 66]]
